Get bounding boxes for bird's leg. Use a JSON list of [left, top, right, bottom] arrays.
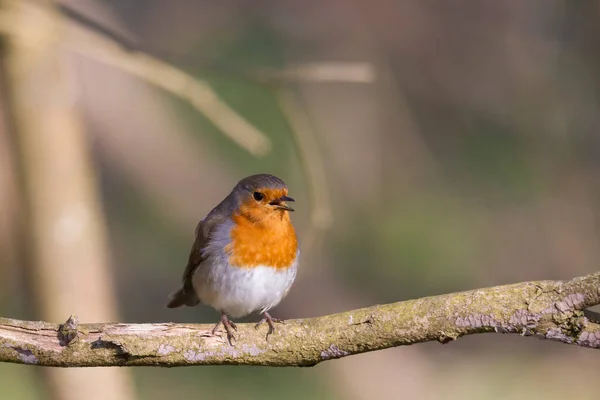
[[212, 311, 237, 345], [255, 311, 284, 338]]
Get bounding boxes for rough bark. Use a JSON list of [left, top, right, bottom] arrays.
[[1, 272, 599, 367]]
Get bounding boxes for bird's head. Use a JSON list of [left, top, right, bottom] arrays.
[[233, 174, 295, 224]]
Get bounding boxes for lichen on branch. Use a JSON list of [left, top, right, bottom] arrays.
[[1, 272, 600, 367]]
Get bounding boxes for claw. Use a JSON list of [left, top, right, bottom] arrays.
[[255, 312, 285, 339], [212, 312, 237, 345]]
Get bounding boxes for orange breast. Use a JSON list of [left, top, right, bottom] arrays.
[[227, 212, 298, 269]]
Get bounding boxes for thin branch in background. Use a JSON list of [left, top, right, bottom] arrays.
[[64, 22, 273, 157], [375, 60, 439, 186], [60, 7, 378, 157], [58, 3, 377, 85], [254, 62, 376, 84], [277, 87, 334, 259], [61, 3, 378, 157], [0, 1, 272, 157], [0, 2, 379, 161], [348, 0, 439, 190], [1, 272, 600, 367]]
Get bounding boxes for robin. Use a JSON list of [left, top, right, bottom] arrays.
[[166, 174, 299, 344]]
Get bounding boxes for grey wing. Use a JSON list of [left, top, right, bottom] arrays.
[[166, 210, 224, 308], [166, 191, 237, 309], [181, 217, 213, 294]]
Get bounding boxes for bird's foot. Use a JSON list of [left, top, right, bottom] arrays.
[[212, 312, 237, 345], [255, 312, 284, 339]]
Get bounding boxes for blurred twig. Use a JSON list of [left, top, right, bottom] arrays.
[[1, 272, 600, 367], [57, 3, 377, 84], [0, 2, 379, 157], [277, 87, 333, 258], [254, 62, 376, 83], [63, 17, 273, 157], [0, 0, 271, 156]]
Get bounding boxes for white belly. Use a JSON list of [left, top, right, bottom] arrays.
[[191, 218, 299, 318], [192, 257, 298, 319]]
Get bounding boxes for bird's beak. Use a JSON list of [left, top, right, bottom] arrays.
[[269, 195, 295, 212]]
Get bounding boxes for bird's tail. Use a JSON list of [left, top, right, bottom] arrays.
[[166, 287, 200, 308]]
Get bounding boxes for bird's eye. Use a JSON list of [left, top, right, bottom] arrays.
[[253, 191, 264, 201]]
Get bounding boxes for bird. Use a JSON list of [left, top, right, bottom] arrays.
[[166, 173, 299, 344]]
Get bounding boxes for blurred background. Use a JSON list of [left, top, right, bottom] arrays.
[[1, 0, 600, 399]]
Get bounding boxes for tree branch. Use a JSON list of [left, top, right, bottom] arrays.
[[1, 272, 600, 367]]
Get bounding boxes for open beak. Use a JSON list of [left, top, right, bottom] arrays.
[[269, 195, 295, 212]]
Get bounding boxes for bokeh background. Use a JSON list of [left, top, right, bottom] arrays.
[[1, 1, 600, 399]]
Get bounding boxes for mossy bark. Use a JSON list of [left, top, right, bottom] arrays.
[[1, 272, 600, 367]]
